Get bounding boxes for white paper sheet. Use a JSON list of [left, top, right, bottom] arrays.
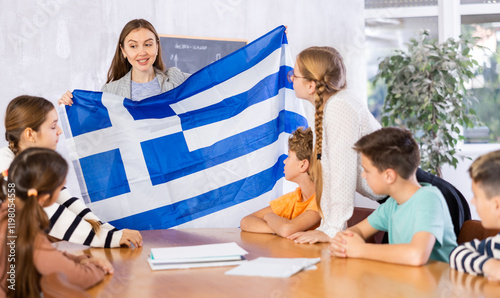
[[225, 257, 321, 278]]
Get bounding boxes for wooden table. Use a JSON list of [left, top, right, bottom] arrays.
[[82, 228, 500, 297]]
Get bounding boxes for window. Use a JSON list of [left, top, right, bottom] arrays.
[[365, 0, 437, 9], [366, 17, 438, 120], [462, 15, 500, 142], [461, 0, 500, 4], [365, 0, 500, 143]]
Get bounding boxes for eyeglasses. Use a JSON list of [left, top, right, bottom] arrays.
[[287, 70, 308, 83]]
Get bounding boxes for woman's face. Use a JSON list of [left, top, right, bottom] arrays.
[[32, 108, 62, 151], [121, 28, 158, 75]]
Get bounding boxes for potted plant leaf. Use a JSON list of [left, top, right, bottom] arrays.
[[374, 30, 480, 177]]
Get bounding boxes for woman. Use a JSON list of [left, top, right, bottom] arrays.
[[1, 95, 142, 248], [59, 18, 189, 104], [286, 46, 383, 243]]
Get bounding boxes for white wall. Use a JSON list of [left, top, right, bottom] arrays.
[[0, 0, 366, 124], [1, 0, 368, 208]]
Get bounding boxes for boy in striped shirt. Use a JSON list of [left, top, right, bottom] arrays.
[[450, 150, 500, 281]]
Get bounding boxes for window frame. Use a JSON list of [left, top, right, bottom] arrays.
[[365, 0, 500, 145]]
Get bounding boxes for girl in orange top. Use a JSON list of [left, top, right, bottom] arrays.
[[0, 148, 113, 297]]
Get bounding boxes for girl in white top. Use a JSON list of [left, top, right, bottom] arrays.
[[2, 95, 142, 248], [287, 46, 382, 243]]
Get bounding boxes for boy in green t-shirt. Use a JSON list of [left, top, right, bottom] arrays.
[[330, 127, 457, 265]]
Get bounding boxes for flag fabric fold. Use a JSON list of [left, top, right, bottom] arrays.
[[59, 25, 308, 230]]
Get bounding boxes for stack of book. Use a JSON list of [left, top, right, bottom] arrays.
[[147, 242, 248, 270]]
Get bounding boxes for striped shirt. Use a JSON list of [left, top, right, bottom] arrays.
[[449, 233, 500, 275], [45, 187, 123, 247], [0, 146, 123, 247]]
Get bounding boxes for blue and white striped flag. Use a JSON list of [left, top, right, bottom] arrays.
[[60, 26, 308, 230]]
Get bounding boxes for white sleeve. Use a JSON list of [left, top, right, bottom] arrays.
[[316, 100, 360, 237], [0, 147, 15, 172]]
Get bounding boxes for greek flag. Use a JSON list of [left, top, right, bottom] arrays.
[[60, 26, 308, 230]]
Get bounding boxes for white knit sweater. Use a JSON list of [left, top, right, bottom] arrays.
[[316, 89, 383, 237]]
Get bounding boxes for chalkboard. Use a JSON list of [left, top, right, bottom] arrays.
[[159, 35, 247, 74]]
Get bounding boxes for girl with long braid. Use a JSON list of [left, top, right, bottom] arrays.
[[286, 46, 382, 243], [0, 148, 112, 297]]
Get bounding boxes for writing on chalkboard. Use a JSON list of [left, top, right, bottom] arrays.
[[159, 35, 247, 74], [175, 43, 208, 50]]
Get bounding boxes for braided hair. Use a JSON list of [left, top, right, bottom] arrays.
[[296, 46, 347, 213]]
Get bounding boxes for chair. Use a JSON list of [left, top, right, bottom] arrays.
[[347, 207, 374, 227], [40, 272, 90, 298], [347, 207, 385, 244], [457, 219, 500, 244], [416, 168, 471, 237]]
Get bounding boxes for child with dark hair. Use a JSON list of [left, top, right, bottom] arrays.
[[0, 148, 112, 297], [330, 127, 457, 265]]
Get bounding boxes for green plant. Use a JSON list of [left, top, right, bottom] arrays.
[[374, 31, 480, 177]]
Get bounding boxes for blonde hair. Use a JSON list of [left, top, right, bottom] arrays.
[[296, 46, 347, 212]]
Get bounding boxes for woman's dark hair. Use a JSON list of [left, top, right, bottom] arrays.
[[106, 19, 165, 83]]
